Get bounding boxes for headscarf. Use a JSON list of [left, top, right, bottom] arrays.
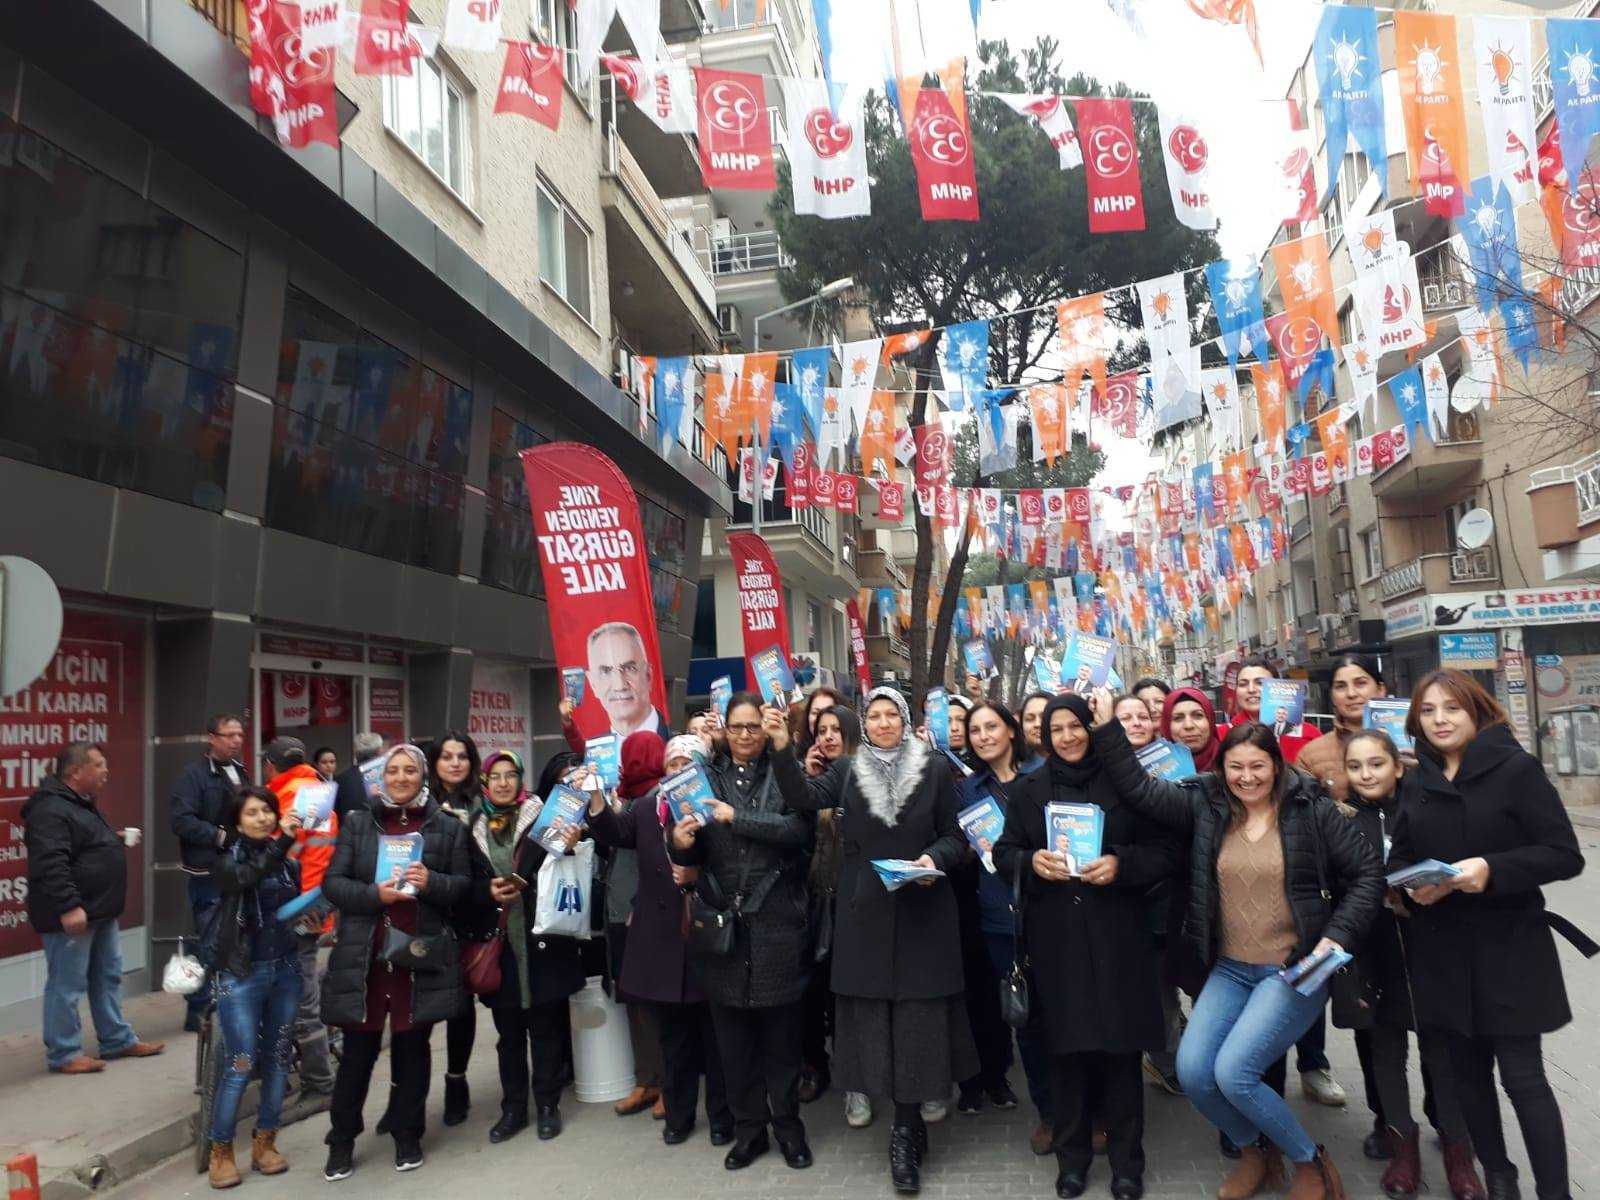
[[479, 750, 528, 836], [1160, 686, 1221, 772], [862, 686, 912, 771], [1040, 694, 1121, 812], [378, 744, 430, 810], [664, 735, 706, 768], [619, 731, 666, 800]]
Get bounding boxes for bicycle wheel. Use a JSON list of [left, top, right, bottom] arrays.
[[193, 1012, 226, 1174]]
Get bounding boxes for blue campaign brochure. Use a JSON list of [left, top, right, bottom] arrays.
[[1364, 699, 1414, 752], [871, 858, 946, 892], [925, 687, 951, 748], [1061, 633, 1116, 694], [659, 763, 721, 826], [963, 638, 995, 678], [1045, 802, 1104, 875], [1259, 679, 1308, 732], [1386, 859, 1461, 889], [750, 646, 796, 709], [1136, 739, 1198, 781], [1278, 945, 1353, 997], [292, 780, 337, 832], [709, 675, 733, 720], [1033, 654, 1063, 694], [375, 834, 424, 895], [561, 667, 586, 706], [528, 783, 590, 854], [359, 755, 385, 800], [957, 795, 1006, 873], [585, 733, 621, 790]]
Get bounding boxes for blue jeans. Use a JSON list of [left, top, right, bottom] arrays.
[[185, 875, 222, 1018], [983, 930, 1054, 1121], [209, 955, 302, 1142], [41, 919, 138, 1069], [1177, 958, 1328, 1163]]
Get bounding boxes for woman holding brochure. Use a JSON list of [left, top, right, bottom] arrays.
[[666, 693, 815, 1173], [993, 694, 1182, 1200], [426, 732, 485, 1129], [467, 749, 585, 1145], [588, 736, 733, 1147], [1297, 654, 1391, 804], [1085, 692, 1382, 1200], [1389, 669, 1589, 1200], [319, 744, 483, 1182], [771, 686, 974, 1196]]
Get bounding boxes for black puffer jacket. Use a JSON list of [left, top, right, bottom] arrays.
[[1094, 721, 1383, 969], [320, 798, 482, 1028], [667, 752, 813, 1009], [204, 833, 300, 979], [23, 777, 127, 932]]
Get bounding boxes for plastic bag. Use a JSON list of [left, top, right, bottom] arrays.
[[162, 938, 207, 996], [533, 839, 594, 939]]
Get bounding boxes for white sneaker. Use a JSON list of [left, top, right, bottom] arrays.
[[1300, 1067, 1347, 1107], [844, 1091, 873, 1128], [920, 1098, 948, 1123]]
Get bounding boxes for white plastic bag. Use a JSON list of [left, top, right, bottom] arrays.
[[533, 839, 594, 939], [162, 938, 207, 995]]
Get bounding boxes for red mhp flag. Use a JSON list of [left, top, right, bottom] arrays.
[[694, 68, 776, 190], [1076, 98, 1145, 233], [834, 474, 859, 515], [908, 87, 979, 221], [913, 423, 951, 489], [495, 42, 564, 130], [354, 0, 417, 76], [877, 480, 905, 523], [247, 0, 340, 149], [788, 442, 813, 509]]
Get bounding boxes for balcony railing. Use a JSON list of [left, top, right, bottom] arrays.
[[603, 125, 719, 312], [1380, 558, 1424, 602], [1450, 544, 1499, 585], [190, 0, 248, 47], [697, 228, 793, 276], [1579, 453, 1600, 524], [1380, 547, 1500, 601], [1327, 484, 1346, 516]]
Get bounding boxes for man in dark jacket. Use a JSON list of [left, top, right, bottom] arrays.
[[167, 712, 248, 1030], [332, 731, 385, 822], [25, 742, 165, 1073]]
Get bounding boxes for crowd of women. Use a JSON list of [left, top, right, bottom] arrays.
[[195, 654, 1591, 1200]]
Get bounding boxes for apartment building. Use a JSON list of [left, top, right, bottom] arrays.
[[0, 0, 736, 1021]]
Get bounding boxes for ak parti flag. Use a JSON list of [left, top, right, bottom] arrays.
[[1057, 292, 1108, 404], [1251, 361, 1288, 452], [1027, 384, 1067, 465], [859, 390, 897, 476], [1395, 11, 1471, 217], [908, 86, 979, 221], [702, 370, 738, 459], [1271, 231, 1338, 349], [1076, 98, 1146, 233], [694, 67, 777, 190], [739, 352, 778, 446], [495, 42, 564, 129]]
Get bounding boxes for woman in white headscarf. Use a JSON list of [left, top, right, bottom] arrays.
[[319, 743, 487, 1182], [771, 686, 973, 1195]]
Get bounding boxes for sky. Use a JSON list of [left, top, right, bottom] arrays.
[[822, 0, 1326, 500]]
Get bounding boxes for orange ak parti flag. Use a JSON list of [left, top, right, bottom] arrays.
[[1395, 10, 1471, 218], [1270, 232, 1338, 350], [859, 389, 897, 476]]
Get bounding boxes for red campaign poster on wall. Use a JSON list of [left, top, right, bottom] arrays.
[[521, 443, 669, 741], [273, 673, 312, 727], [908, 87, 980, 221], [844, 598, 872, 696], [311, 676, 351, 726], [0, 611, 148, 960], [368, 678, 406, 748], [694, 67, 777, 190], [1076, 98, 1146, 233], [727, 532, 792, 677]]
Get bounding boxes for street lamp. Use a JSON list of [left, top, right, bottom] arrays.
[[748, 276, 855, 534]]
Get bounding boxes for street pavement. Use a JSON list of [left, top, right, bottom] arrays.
[[107, 825, 1600, 1199]]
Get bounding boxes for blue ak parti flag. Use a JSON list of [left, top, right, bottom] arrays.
[[938, 320, 990, 410], [1313, 6, 1388, 206], [1456, 176, 1524, 314], [1549, 19, 1600, 198], [1389, 366, 1430, 442], [1205, 259, 1269, 369], [789, 346, 831, 438], [654, 356, 692, 455]]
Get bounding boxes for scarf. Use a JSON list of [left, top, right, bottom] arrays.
[[1041, 693, 1121, 813], [619, 731, 666, 800], [863, 685, 912, 771], [1160, 686, 1221, 773], [480, 751, 528, 839], [378, 744, 431, 810], [855, 687, 927, 826]]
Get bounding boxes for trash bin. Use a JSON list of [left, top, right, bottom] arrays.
[[568, 975, 635, 1103]]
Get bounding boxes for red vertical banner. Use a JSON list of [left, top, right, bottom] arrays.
[[247, 0, 340, 148], [1076, 98, 1146, 232], [694, 67, 777, 190], [788, 441, 813, 509], [728, 532, 792, 676], [354, 0, 416, 75], [834, 474, 859, 515], [908, 87, 980, 221], [521, 444, 668, 740], [877, 480, 905, 523], [844, 598, 873, 696], [369, 678, 406, 748], [912, 423, 951, 488], [311, 676, 352, 726]]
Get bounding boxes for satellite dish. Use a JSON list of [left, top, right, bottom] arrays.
[[0, 556, 64, 698], [1451, 372, 1491, 414], [1456, 508, 1494, 550]]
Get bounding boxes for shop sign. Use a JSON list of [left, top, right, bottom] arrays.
[[469, 661, 532, 766], [1533, 653, 1600, 706], [259, 634, 362, 663], [1386, 587, 1600, 635], [1382, 596, 1430, 638], [1439, 632, 1498, 670], [369, 679, 406, 748]]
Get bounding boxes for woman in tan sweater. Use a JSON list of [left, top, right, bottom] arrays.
[[1296, 654, 1389, 803]]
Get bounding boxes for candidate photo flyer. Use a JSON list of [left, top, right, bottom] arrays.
[[1259, 679, 1307, 727], [530, 783, 590, 852], [660, 763, 719, 825]]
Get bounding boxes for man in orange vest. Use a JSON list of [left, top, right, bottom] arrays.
[[262, 738, 337, 1112]]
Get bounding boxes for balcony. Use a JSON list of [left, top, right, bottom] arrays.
[[865, 631, 911, 672], [697, 228, 792, 277], [1415, 241, 1472, 314], [601, 127, 720, 349], [1371, 411, 1484, 501], [1379, 547, 1501, 601], [727, 501, 859, 601], [1327, 484, 1347, 517], [1531, 450, 1600, 581], [698, 0, 806, 80], [856, 546, 907, 589], [190, 0, 248, 47]]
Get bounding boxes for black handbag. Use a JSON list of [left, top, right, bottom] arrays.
[[808, 889, 835, 963], [378, 919, 453, 974], [687, 868, 739, 958], [999, 854, 1031, 1029]]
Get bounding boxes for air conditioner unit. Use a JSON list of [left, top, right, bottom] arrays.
[[709, 217, 734, 242], [716, 304, 741, 342]]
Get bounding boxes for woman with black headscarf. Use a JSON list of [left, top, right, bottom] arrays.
[[772, 686, 975, 1196], [994, 694, 1182, 1200]]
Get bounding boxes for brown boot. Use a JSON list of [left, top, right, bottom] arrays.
[[1379, 1126, 1421, 1198], [1219, 1144, 1286, 1200], [251, 1129, 288, 1175], [208, 1141, 241, 1189], [1287, 1146, 1346, 1200], [1441, 1136, 1487, 1200]]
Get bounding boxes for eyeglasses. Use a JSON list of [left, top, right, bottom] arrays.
[[725, 723, 763, 734], [486, 772, 521, 784]]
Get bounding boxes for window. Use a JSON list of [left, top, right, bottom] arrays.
[[534, 0, 585, 95], [1341, 152, 1371, 207], [537, 182, 593, 322], [807, 601, 823, 653], [383, 53, 472, 200], [1322, 186, 1344, 247], [1358, 526, 1383, 579], [1443, 500, 1473, 549]]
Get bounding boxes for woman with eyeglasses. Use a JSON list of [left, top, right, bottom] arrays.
[[667, 693, 814, 1172]]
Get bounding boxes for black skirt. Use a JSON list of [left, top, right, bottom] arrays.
[[832, 994, 980, 1103]]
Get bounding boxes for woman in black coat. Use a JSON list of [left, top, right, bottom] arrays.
[[427, 731, 485, 1128], [319, 744, 482, 1182], [589, 734, 733, 1146], [667, 693, 814, 1172], [468, 750, 586, 1145], [994, 694, 1181, 1200], [1390, 670, 1590, 1200], [772, 685, 975, 1196]]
